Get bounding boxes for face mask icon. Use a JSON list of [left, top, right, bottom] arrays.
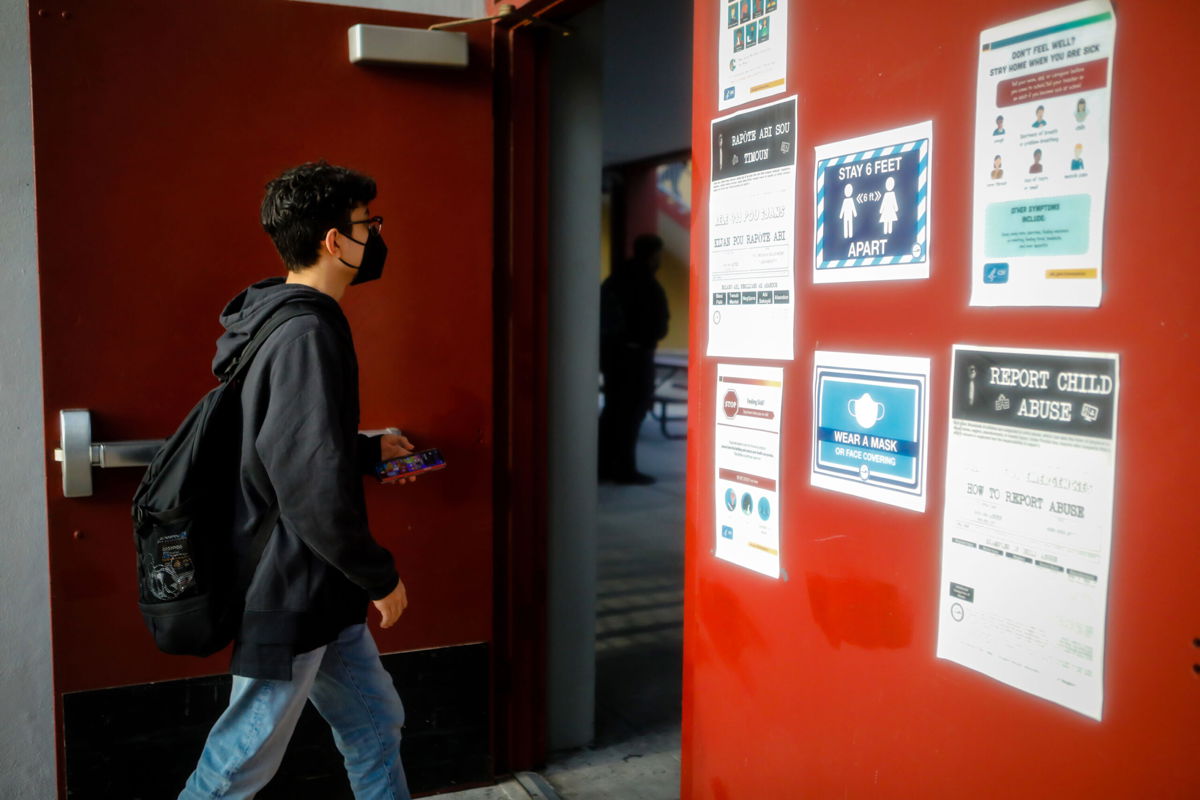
[[848, 392, 885, 429]]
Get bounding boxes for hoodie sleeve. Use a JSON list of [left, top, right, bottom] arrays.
[[357, 433, 383, 476], [255, 325, 399, 600]]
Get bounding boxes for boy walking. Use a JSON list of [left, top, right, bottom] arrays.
[[181, 162, 412, 799]]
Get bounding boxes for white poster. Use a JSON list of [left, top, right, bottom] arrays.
[[708, 97, 797, 360], [937, 345, 1119, 720], [810, 352, 930, 512], [714, 363, 783, 579], [971, 0, 1116, 307], [718, 0, 788, 111], [813, 122, 932, 284]]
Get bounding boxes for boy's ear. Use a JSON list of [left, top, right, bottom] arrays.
[[322, 227, 340, 257]]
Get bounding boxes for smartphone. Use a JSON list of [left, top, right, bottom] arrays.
[[376, 448, 446, 483]]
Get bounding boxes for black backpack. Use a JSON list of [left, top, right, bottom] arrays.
[[132, 302, 319, 656]]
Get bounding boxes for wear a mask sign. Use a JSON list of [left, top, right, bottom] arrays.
[[810, 351, 931, 512]]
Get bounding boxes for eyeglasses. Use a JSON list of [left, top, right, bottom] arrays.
[[347, 215, 384, 234]]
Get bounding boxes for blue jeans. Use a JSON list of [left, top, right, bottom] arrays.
[[180, 624, 410, 799]]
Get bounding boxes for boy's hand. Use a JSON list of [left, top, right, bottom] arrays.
[[380, 432, 419, 484], [381, 432, 414, 460], [373, 579, 408, 629]]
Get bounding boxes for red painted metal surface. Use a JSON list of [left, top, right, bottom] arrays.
[[490, 15, 552, 773], [683, 1, 1200, 797], [30, 0, 497, 781]]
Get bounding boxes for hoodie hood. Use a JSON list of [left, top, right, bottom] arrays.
[[212, 277, 344, 378]]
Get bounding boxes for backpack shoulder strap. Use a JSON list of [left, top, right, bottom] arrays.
[[219, 301, 326, 384]]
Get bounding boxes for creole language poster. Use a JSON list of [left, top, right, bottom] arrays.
[[810, 351, 930, 511], [707, 96, 797, 360], [714, 363, 783, 578], [936, 345, 1119, 720], [971, 0, 1116, 306], [813, 122, 933, 284], [718, 0, 788, 111]]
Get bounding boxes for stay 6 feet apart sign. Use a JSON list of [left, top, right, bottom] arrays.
[[811, 351, 931, 512], [813, 121, 933, 284]]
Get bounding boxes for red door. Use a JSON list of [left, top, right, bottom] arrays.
[[684, 0, 1200, 797], [31, 1, 498, 794]]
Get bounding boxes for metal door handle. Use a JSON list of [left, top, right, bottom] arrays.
[[53, 409, 164, 498]]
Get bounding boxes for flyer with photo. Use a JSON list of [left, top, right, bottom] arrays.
[[970, 0, 1116, 306], [714, 363, 783, 579], [810, 351, 930, 511], [813, 122, 932, 283], [936, 345, 1119, 720], [718, 0, 788, 111], [707, 96, 797, 360]]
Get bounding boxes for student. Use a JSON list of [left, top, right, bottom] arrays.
[[993, 115, 1005, 136], [180, 161, 414, 799], [1032, 105, 1047, 128], [990, 154, 1004, 180], [1029, 148, 1044, 174]]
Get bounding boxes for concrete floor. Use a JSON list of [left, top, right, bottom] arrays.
[[445, 418, 687, 800]]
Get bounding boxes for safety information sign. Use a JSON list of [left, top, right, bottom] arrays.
[[971, 0, 1116, 306], [810, 351, 930, 511], [708, 96, 797, 360], [936, 345, 1119, 720], [718, 0, 788, 111], [714, 363, 783, 579], [813, 123, 932, 283]]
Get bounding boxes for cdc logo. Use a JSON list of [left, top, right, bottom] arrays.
[[983, 262, 1010, 284]]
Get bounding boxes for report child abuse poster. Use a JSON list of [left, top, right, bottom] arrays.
[[937, 345, 1119, 720], [971, 0, 1116, 306]]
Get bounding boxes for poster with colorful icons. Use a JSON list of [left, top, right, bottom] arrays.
[[970, 0, 1116, 306], [813, 122, 932, 283], [714, 363, 783, 578], [810, 351, 930, 512], [719, 0, 787, 111]]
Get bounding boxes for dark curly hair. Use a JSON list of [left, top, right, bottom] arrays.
[[260, 161, 377, 270]]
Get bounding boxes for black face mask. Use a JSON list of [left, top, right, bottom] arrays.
[[339, 228, 388, 285]]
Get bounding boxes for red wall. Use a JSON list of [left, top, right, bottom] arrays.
[[684, 1, 1200, 797], [31, 0, 495, 701]]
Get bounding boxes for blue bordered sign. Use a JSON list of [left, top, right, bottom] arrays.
[[810, 352, 931, 512], [813, 122, 933, 283]]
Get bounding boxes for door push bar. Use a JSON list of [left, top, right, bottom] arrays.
[[53, 409, 164, 498]]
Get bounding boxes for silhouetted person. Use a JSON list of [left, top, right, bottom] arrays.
[[599, 234, 669, 484]]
